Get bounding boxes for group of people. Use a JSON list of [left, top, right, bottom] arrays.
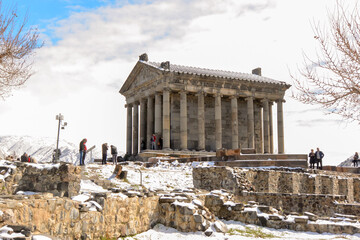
[[101, 143, 118, 165], [308, 148, 324, 169], [79, 139, 119, 165]]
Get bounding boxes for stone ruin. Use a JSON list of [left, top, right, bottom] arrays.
[[0, 160, 359, 239]]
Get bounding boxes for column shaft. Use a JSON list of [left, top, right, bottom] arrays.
[[180, 91, 188, 150], [277, 99, 285, 153], [146, 96, 154, 149], [246, 97, 255, 149], [197, 92, 205, 150], [155, 93, 162, 136], [133, 103, 139, 154], [269, 102, 274, 154], [262, 99, 270, 153], [126, 104, 132, 155], [163, 89, 170, 149], [215, 93, 222, 150], [163, 89, 171, 149], [140, 99, 147, 151], [231, 96, 239, 149]]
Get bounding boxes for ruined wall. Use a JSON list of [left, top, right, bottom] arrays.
[[0, 162, 81, 197], [193, 166, 360, 203], [0, 193, 160, 239]]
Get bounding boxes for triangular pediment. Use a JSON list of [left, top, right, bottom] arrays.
[[120, 61, 162, 94]]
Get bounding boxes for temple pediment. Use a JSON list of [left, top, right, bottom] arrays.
[[120, 61, 161, 94]]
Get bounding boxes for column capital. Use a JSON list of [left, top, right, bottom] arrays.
[[276, 99, 286, 103], [229, 94, 239, 99], [163, 87, 171, 92], [133, 101, 140, 106], [214, 92, 223, 97], [261, 98, 269, 103], [269, 101, 274, 105], [125, 103, 133, 108], [196, 90, 206, 97], [245, 96, 254, 101]]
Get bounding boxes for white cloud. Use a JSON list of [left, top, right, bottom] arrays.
[[0, 0, 358, 165]]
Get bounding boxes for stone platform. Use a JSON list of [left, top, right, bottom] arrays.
[[140, 150, 308, 168]]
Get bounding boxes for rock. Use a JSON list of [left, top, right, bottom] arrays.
[[268, 215, 281, 221], [304, 212, 318, 221], [204, 229, 213, 236], [294, 217, 308, 223], [213, 220, 228, 233]]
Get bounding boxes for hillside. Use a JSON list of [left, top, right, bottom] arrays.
[[0, 135, 103, 164]]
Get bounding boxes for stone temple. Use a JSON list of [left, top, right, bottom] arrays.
[[120, 53, 291, 155]]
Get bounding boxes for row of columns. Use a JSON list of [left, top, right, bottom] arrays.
[[126, 91, 285, 155]]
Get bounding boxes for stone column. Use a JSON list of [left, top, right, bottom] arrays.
[[215, 93, 222, 150], [126, 104, 132, 155], [155, 92, 162, 136], [246, 97, 255, 149], [262, 99, 270, 153], [269, 101, 274, 154], [180, 90, 188, 150], [163, 88, 171, 150], [133, 102, 139, 155], [146, 96, 154, 149], [197, 91, 205, 151], [277, 99, 285, 154], [230, 96, 239, 149], [140, 99, 147, 151]]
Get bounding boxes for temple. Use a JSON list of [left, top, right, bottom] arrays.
[[120, 53, 291, 155]]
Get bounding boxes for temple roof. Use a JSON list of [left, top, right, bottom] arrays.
[[141, 60, 290, 87]]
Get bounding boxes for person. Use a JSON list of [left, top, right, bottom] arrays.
[[315, 147, 324, 170], [308, 149, 316, 169], [102, 143, 108, 165], [151, 134, 156, 150], [20, 152, 28, 162], [158, 137, 163, 150], [79, 138, 87, 166], [141, 140, 146, 150], [353, 152, 359, 167], [111, 145, 118, 165]]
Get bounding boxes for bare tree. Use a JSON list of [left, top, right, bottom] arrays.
[[0, 1, 41, 99], [292, 1, 360, 122]]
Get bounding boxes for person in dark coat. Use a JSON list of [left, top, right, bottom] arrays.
[[102, 143, 108, 165], [315, 147, 324, 170], [79, 138, 87, 166], [353, 152, 359, 167], [308, 149, 316, 169], [110, 145, 118, 165]]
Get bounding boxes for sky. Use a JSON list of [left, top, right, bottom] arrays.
[[0, 0, 358, 165]]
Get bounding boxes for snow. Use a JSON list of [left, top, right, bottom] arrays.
[[80, 179, 108, 193], [114, 222, 360, 240], [72, 194, 91, 203], [32, 236, 52, 240]]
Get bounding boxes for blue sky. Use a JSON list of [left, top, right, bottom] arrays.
[[14, 0, 133, 42]]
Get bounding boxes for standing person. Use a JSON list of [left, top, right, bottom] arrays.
[[111, 145, 118, 165], [102, 143, 108, 165], [79, 138, 87, 166], [158, 137, 163, 150], [151, 134, 156, 150], [353, 152, 359, 167], [315, 147, 324, 170], [308, 149, 316, 169]]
